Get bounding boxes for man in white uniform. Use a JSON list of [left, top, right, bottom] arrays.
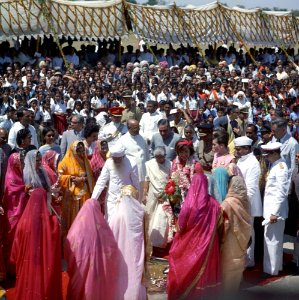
[[120, 119, 150, 202], [261, 142, 289, 276], [235, 136, 263, 268], [91, 144, 140, 221], [98, 107, 127, 147]]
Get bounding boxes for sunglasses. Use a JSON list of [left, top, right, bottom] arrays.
[[46, 134, 55, 137]]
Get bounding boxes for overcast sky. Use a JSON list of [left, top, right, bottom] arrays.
[[172, 0, 298, 10]]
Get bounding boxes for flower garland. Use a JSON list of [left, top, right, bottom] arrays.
[[171, 156, 195, 202]]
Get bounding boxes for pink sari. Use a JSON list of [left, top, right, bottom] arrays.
[[42, 150, 60, 185], [42, 150, 61, 216], [89, 141, 107, 213], [89, 140, 106, 180], [2, 153, 29, 275], [167, 173, 222, 300], [65, 199, 122, 300], [11, 188, 62, 300]]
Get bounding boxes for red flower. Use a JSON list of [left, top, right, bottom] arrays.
[[165, 185, 175, 195], [168, 179, 175, 187]]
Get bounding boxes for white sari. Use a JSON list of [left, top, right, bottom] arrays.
[[145, 158, 173, 247]]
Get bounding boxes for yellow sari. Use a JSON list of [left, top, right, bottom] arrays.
[[58, 141, 95, 236]]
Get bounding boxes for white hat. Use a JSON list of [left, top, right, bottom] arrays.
[[261, 142, 282, 151], [234, 136, 253, 147], [28, 98, 38, 105], [110, 144, 126, 158]]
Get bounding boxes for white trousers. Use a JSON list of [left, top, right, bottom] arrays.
[[246, 217, 255, 267], [263, 219, 285, 275]]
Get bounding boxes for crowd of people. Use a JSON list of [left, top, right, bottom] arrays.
[[0, 36, 299, 299]]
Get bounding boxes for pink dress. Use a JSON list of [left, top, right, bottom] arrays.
[[212, 152, 235, 169], [2, 153, 29, 275]]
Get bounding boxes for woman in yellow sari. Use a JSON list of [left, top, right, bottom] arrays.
[[58, 141, 94, 236]]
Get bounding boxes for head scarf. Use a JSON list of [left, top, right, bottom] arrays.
[[23, 150, 51, 190]]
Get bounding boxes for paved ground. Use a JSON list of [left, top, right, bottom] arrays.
[[147, 242, 299, 300]]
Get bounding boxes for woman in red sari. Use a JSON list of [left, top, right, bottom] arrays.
[[167, 173, 222, 299], [11, 188, 62, 300], [2, 152, 29, 275]]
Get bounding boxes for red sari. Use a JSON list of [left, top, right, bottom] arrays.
[[11, 188, 62, 300], [167, 173, 222, 299], [2, 153, 29, 275]]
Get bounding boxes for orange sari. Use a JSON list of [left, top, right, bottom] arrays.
[[58, 141, 94, 236]]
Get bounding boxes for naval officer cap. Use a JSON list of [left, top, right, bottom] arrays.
[[110, 144, 126, 158], [261, 142, 282, 152], [234, 136, 253, 147]]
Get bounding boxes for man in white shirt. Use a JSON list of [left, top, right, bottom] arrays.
[[261, 142, 289, 276], [119, 119, 150, 202], [139, 101, 163, 144], [91, 144, 140, 221], [235, 136, 263, 268], [8, 109, 38, 149]]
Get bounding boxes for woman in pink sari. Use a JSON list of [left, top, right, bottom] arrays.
[[167, 173, 222, 300], [11, 188, 62, 300], [42, 150, 60, 185], [65, 198, 123, 300], [89, 140, 108, 180], [42, 150, 62, 216], [2, 152, 29, 275]]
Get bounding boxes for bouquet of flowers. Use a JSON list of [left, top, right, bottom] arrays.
[[159, 177, 182, 205]]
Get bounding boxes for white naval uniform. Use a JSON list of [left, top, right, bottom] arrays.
[[237, 152, 262, 267], [91, 156, 140, 221], [98, 121, 128, 147], [263, 158, 289, 275]]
